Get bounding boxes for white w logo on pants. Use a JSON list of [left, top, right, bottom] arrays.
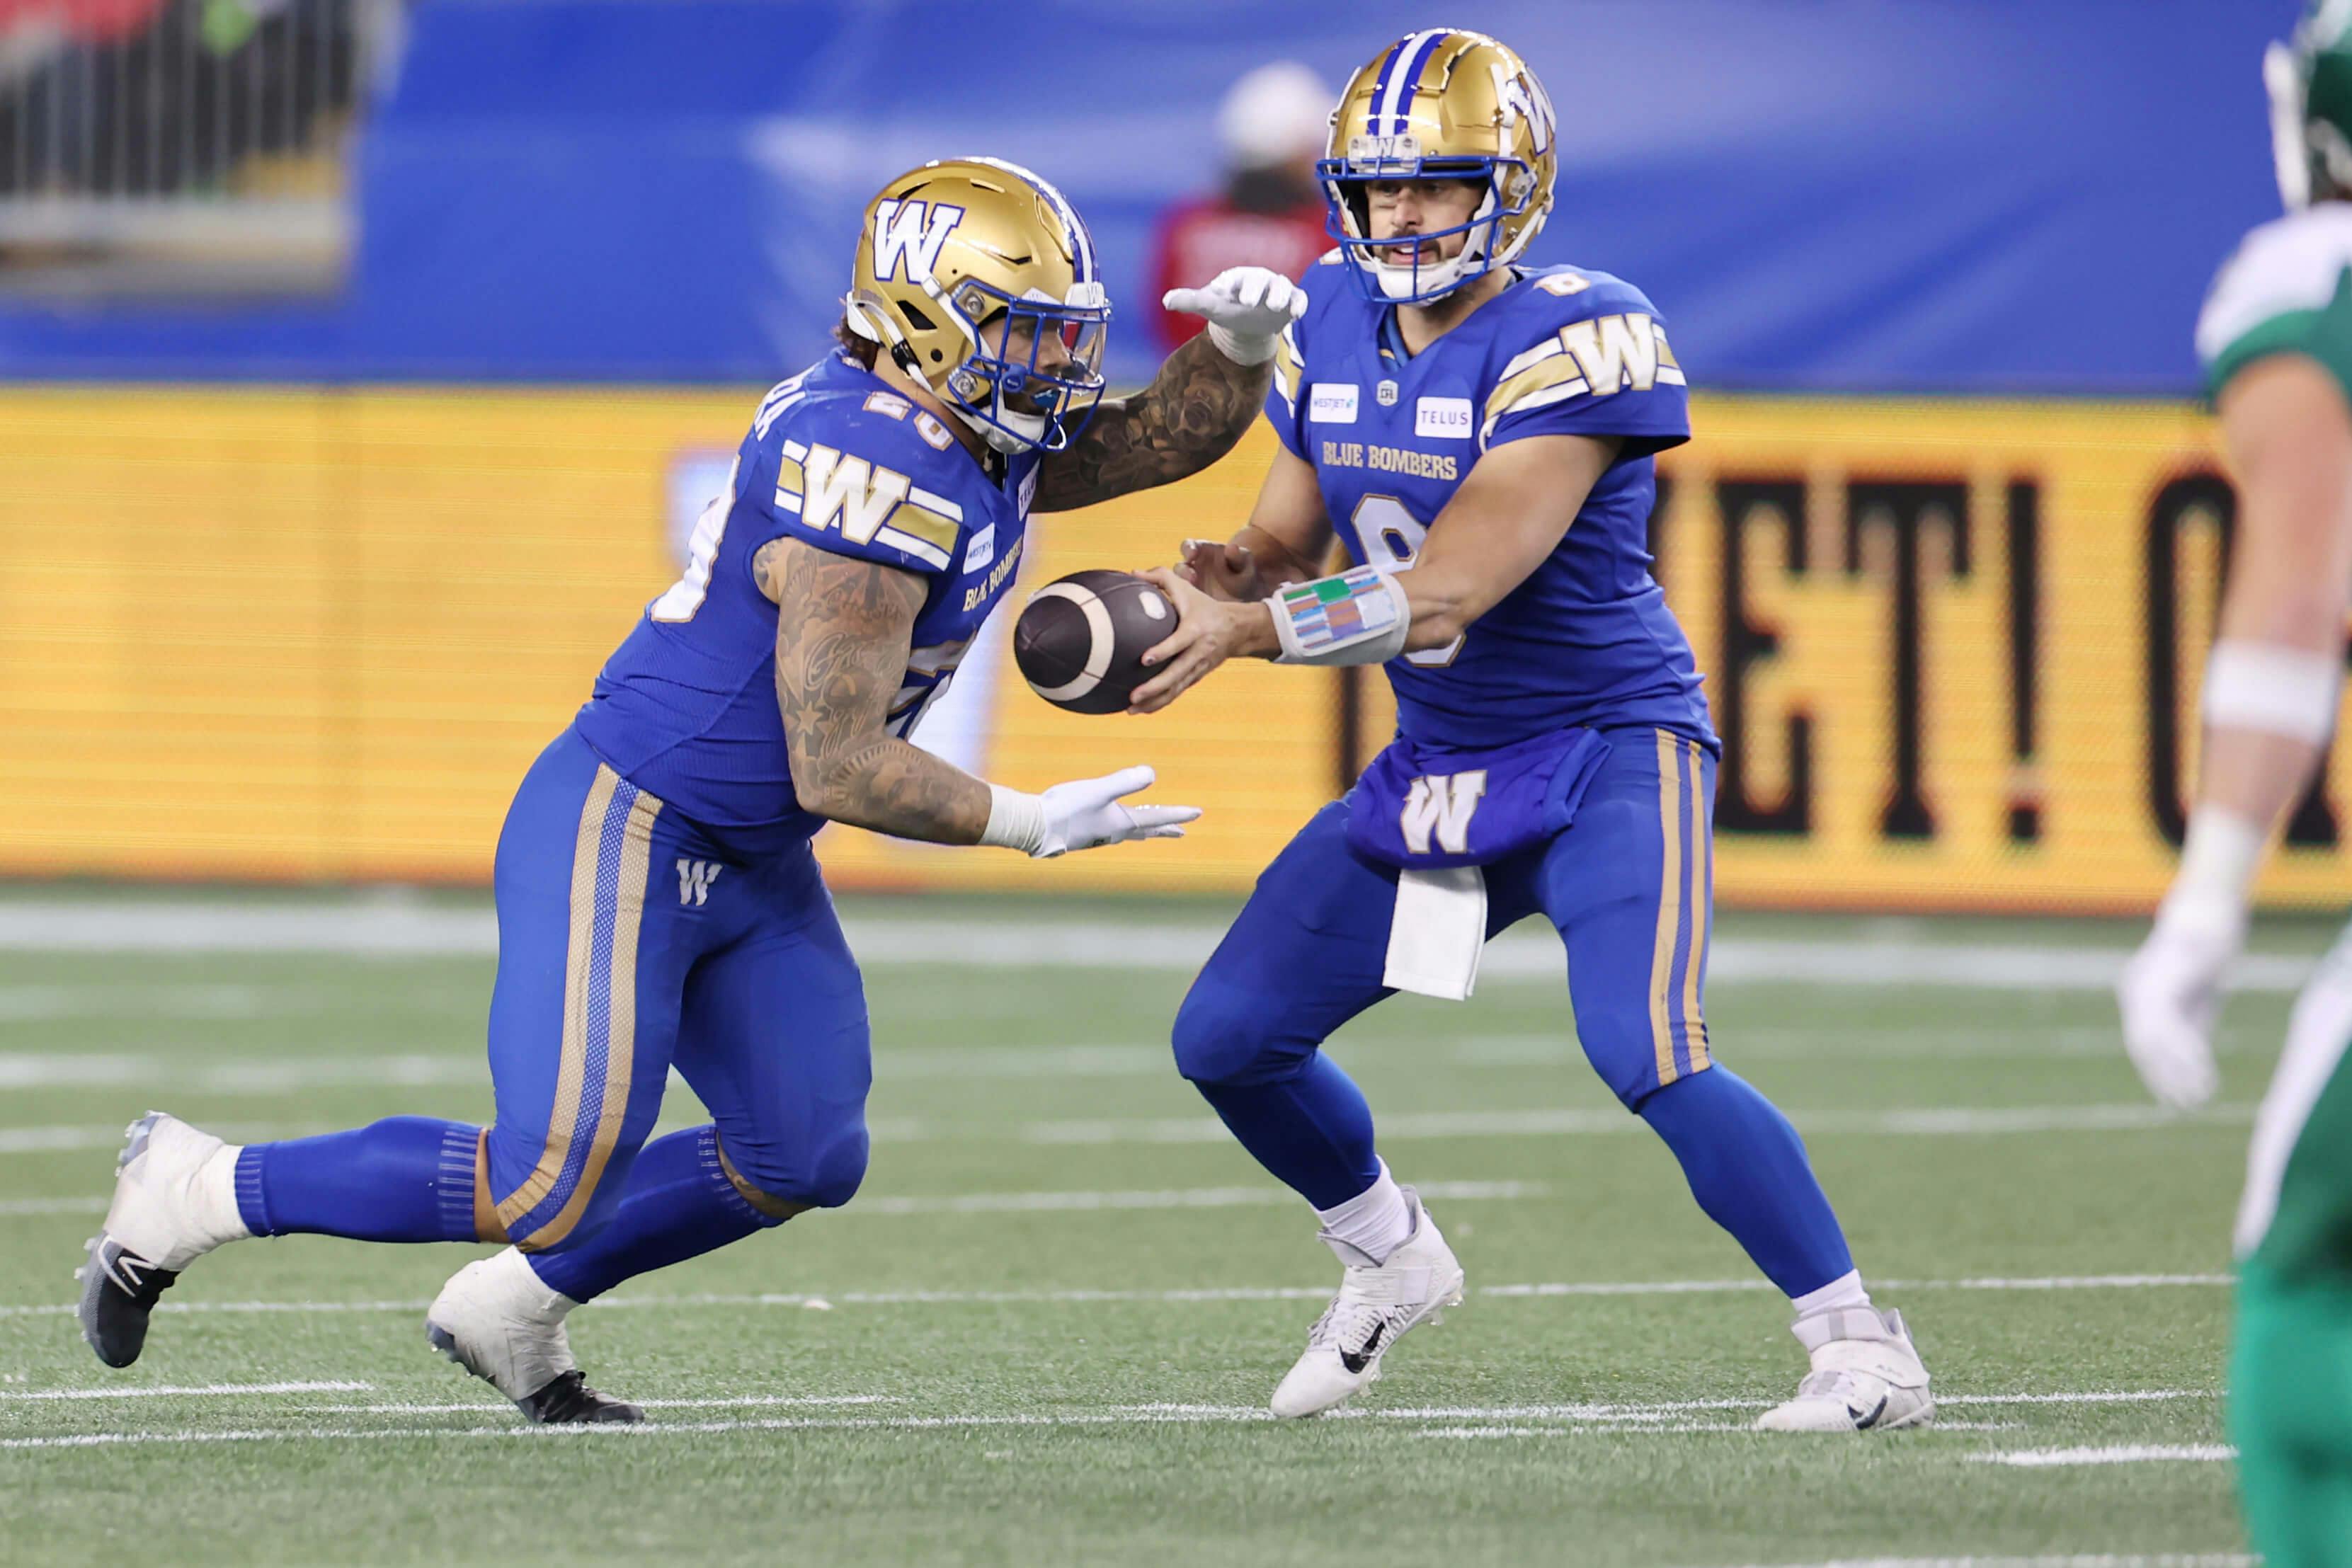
[[675, 859, 722, 908], [1398, 770, 1488, 857]]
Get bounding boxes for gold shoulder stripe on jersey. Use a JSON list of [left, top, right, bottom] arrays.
[[775, 438, 809, 513], [1482, 354, 1589, 436], [1495, 337, 1565, 382], [1655, 326, 1686, 385], [885, 503, 960, 556], [1274, 330, 1304, 408]]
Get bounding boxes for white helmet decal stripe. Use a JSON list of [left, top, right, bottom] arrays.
[[1377, 29, 1445, 135]]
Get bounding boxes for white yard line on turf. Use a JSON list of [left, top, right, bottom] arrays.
[[1417, 1420, 2021, 1438], [0, 1102, 2259, 1160], [0, 1123, 311, 1155], [850, 1179, 1545, 1215], [0, 1401, 2220, 1448], [1708, 1557, 2256, 1567], [1020, 1104, 2256, 1145], [0, 1392, 2217, 1450], [1973, 1445, 2238, 1467], [0, 900, 2323, 994], [1485, 1276, 2235, 1298], [0, 1380, 371, 1400], [0, 1046, 1173, 1091], [304, 1394, 895, 1414], [0, 1278, 2232, 1320], [0, 1022, 2217, 1098]]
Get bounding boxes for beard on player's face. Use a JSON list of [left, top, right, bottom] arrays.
[[978, 311, 1078, 415]]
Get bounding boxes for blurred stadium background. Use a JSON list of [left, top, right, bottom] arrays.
[[0, 0, 2322, 915]]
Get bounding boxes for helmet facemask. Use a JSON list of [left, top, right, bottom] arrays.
[[941, 280, 1109, 454], [1319, 142, 1540, 303]]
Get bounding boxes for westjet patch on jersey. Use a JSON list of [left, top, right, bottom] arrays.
[[1308, 384, 1359, 424]]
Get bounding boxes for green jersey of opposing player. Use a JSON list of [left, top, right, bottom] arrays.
[[2121, 7, 2352, 1564]]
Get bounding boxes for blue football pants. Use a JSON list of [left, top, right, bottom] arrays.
[[234, 728, 872, 1291], [1172, 726, 1856, 1298]]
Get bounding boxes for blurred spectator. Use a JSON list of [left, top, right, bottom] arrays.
[[1148, 60, 1333, 353], [0, 0, 362, 200]]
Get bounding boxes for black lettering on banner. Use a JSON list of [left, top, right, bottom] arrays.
[[2145, 472, 2340, 848], [2005, 480, 2043, 842], [1846, 480, 1970, 840], [1715, 479, 1810, 835]]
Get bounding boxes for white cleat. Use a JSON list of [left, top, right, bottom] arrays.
[[1754, 1305, 1935, 1433], [426, 1247, 642, 1424], [76, 1111, 249, 1368], [1269, 1188, 1465, 1419]]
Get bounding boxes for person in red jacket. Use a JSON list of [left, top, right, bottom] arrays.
[[1151, 62, 1335, 352]]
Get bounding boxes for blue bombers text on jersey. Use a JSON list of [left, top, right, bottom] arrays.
[[1267, 258, 1713, 752], [573, 351, 1043, 854]]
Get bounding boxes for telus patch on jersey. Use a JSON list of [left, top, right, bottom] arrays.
[[1415, 397, 1473, 439], [1308, 383, 1359, 423]]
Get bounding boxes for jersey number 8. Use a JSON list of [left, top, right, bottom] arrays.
[[1350, 495, 1463, 668]]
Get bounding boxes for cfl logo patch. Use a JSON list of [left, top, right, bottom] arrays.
[[1398, 770, 1488, 857], [676, 859, 723, 907]]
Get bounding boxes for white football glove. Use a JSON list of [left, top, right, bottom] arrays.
[[2117, 893, 2242, 1110], [1163, 267, 1307, 365], [982, 766, 1200, 859]]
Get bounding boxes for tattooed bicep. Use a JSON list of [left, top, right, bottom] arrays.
[[767, 538, 928, 765]]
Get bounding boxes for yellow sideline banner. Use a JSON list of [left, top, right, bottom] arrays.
[[0, 387, 2345, 912]]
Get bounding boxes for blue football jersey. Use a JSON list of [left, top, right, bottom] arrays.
[[573, 351, 1040, 854], [1269, 259, 1713, 752]]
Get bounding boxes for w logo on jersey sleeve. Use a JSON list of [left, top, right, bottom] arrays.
[[872, 199, 965, 286]]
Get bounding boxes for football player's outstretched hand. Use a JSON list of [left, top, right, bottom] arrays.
[[1163, 268, 1307, 365], [2117, 895, 2240, 1109], [1035, 766, 1199, 858]]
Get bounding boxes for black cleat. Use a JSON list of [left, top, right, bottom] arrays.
[[517, 1369, 644, 1426], [76, 1235, 178, 1369]]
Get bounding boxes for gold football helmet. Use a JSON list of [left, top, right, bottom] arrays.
[[1319, 29, 1559, 302], [843, 156, 1109, 453]]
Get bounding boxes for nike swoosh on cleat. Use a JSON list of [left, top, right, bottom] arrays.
[[1340, 1322, 1387, 1375], [1851, 1394, 1890, 1430], [94, 1240, 164, 1300]]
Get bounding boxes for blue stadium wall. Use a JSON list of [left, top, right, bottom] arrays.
[[0, 0, 2294, 391]]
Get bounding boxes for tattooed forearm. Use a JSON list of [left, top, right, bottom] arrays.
[[761, 538, 993, 845], [1032, 333, 1272, 513]]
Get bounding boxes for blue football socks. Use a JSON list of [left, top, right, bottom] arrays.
[[234, 1116, 483, 1244], [1636, 1065, 1854, 1298], [525, 1125, 782, 1303]]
